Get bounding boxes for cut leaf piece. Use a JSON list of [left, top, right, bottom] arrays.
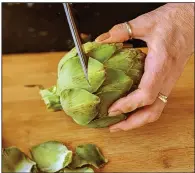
[[68, 153, 88, 169], [30, 141, 72, 173], [87, 114, 127, 128], [74, 144, 108, 169], [57, 57, 105, 94], [88, 44, 117, 63], [60, 89, 100, 125], [39, 85, 62, 111], [61, 167, 94, 172], [31, 165, 40, 173], [2, 147, 35, 172]]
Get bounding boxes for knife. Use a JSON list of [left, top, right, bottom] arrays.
[[63, 3, 90, 84]]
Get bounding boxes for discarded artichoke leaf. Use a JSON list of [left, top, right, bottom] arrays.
[[60, 89, 100, 125], [68, 153, 88, 169], [40, 86, 62, 111], [74, 144, 108, 169], [2, 147, 36, 172], [87, 114, 127, 128], [61, 167, 94, 173], [57, 57, 106, 94], [31, 165, 41, 173], [30, 141, 72, 173]]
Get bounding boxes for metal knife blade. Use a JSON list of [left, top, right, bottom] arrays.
[[63, 3, 90, 84]]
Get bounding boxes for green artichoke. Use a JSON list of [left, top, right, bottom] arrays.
[[40, 42, 146, 128]]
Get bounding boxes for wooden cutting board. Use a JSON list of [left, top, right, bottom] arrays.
[[2, 48, 194, 172]]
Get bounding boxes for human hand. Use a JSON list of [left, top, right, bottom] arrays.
[[95, 3, 194, 132]]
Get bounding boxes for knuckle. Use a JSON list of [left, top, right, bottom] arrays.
[[146, 112, 159, 123], [143, 91, 156, 105], [113, 24, 123, 31], [122, 126, 130, 131]]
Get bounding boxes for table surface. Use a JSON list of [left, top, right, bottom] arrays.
[[2, 48, 194, 172]]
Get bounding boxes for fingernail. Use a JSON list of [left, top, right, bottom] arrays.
[[108, 110, 122, 116], [95, 33, 110, 42], [110, 128, 121, 133]]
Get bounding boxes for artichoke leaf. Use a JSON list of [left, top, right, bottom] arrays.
[[58, 41, 100, 74], [60, 89, 100, 125], [96, 69, 133, 117], [87, 43, 122, 63], [68, 153, 88, 169], [87, 114, 127, 128], [30, 141, 72, 173], [70, 144, 108, 169], [57, 57, 106, 94], [97, 91, 123, 117], [99, 68, 133, 92], [60, 167, 94, 173], [40, 85, 62, 111], [104, 48, 137, 73], [2, 147, 36, 172]]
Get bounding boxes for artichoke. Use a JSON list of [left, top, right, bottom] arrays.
[[40, 42, 146, 128]]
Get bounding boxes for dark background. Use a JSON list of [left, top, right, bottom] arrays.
[[2, 3, 165, 54]]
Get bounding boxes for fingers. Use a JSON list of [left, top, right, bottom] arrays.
[[108, 51, 170, 115], [109, 98, 165, 132], [95, 23, 131, 43], [95, 13, 156, 43], [109, 63, 181, 132]]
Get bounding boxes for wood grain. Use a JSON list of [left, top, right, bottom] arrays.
[[2, 48, 194, 172]]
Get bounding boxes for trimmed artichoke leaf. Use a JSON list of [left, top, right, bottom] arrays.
[[57, 57, 106, 94], [57, 41, 110, 77], [87, 43, 118, 63], [61, 167, 94, 173], [87, 114, 127, 128], [31, 165, 40, 173], [40, 86, 62, 111], [30, 141, 72, 173], [58, 48, 77, 77], [60, 89, 100, 125], [71, 144, 108, 169], [2, 147, 36, 172], [68, 153, 88, 169]]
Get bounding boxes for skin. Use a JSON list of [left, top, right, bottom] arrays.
[[95, 3, 194, 132]]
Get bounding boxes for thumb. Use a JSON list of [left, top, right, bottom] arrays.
[[95, 14, 154, 43]]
